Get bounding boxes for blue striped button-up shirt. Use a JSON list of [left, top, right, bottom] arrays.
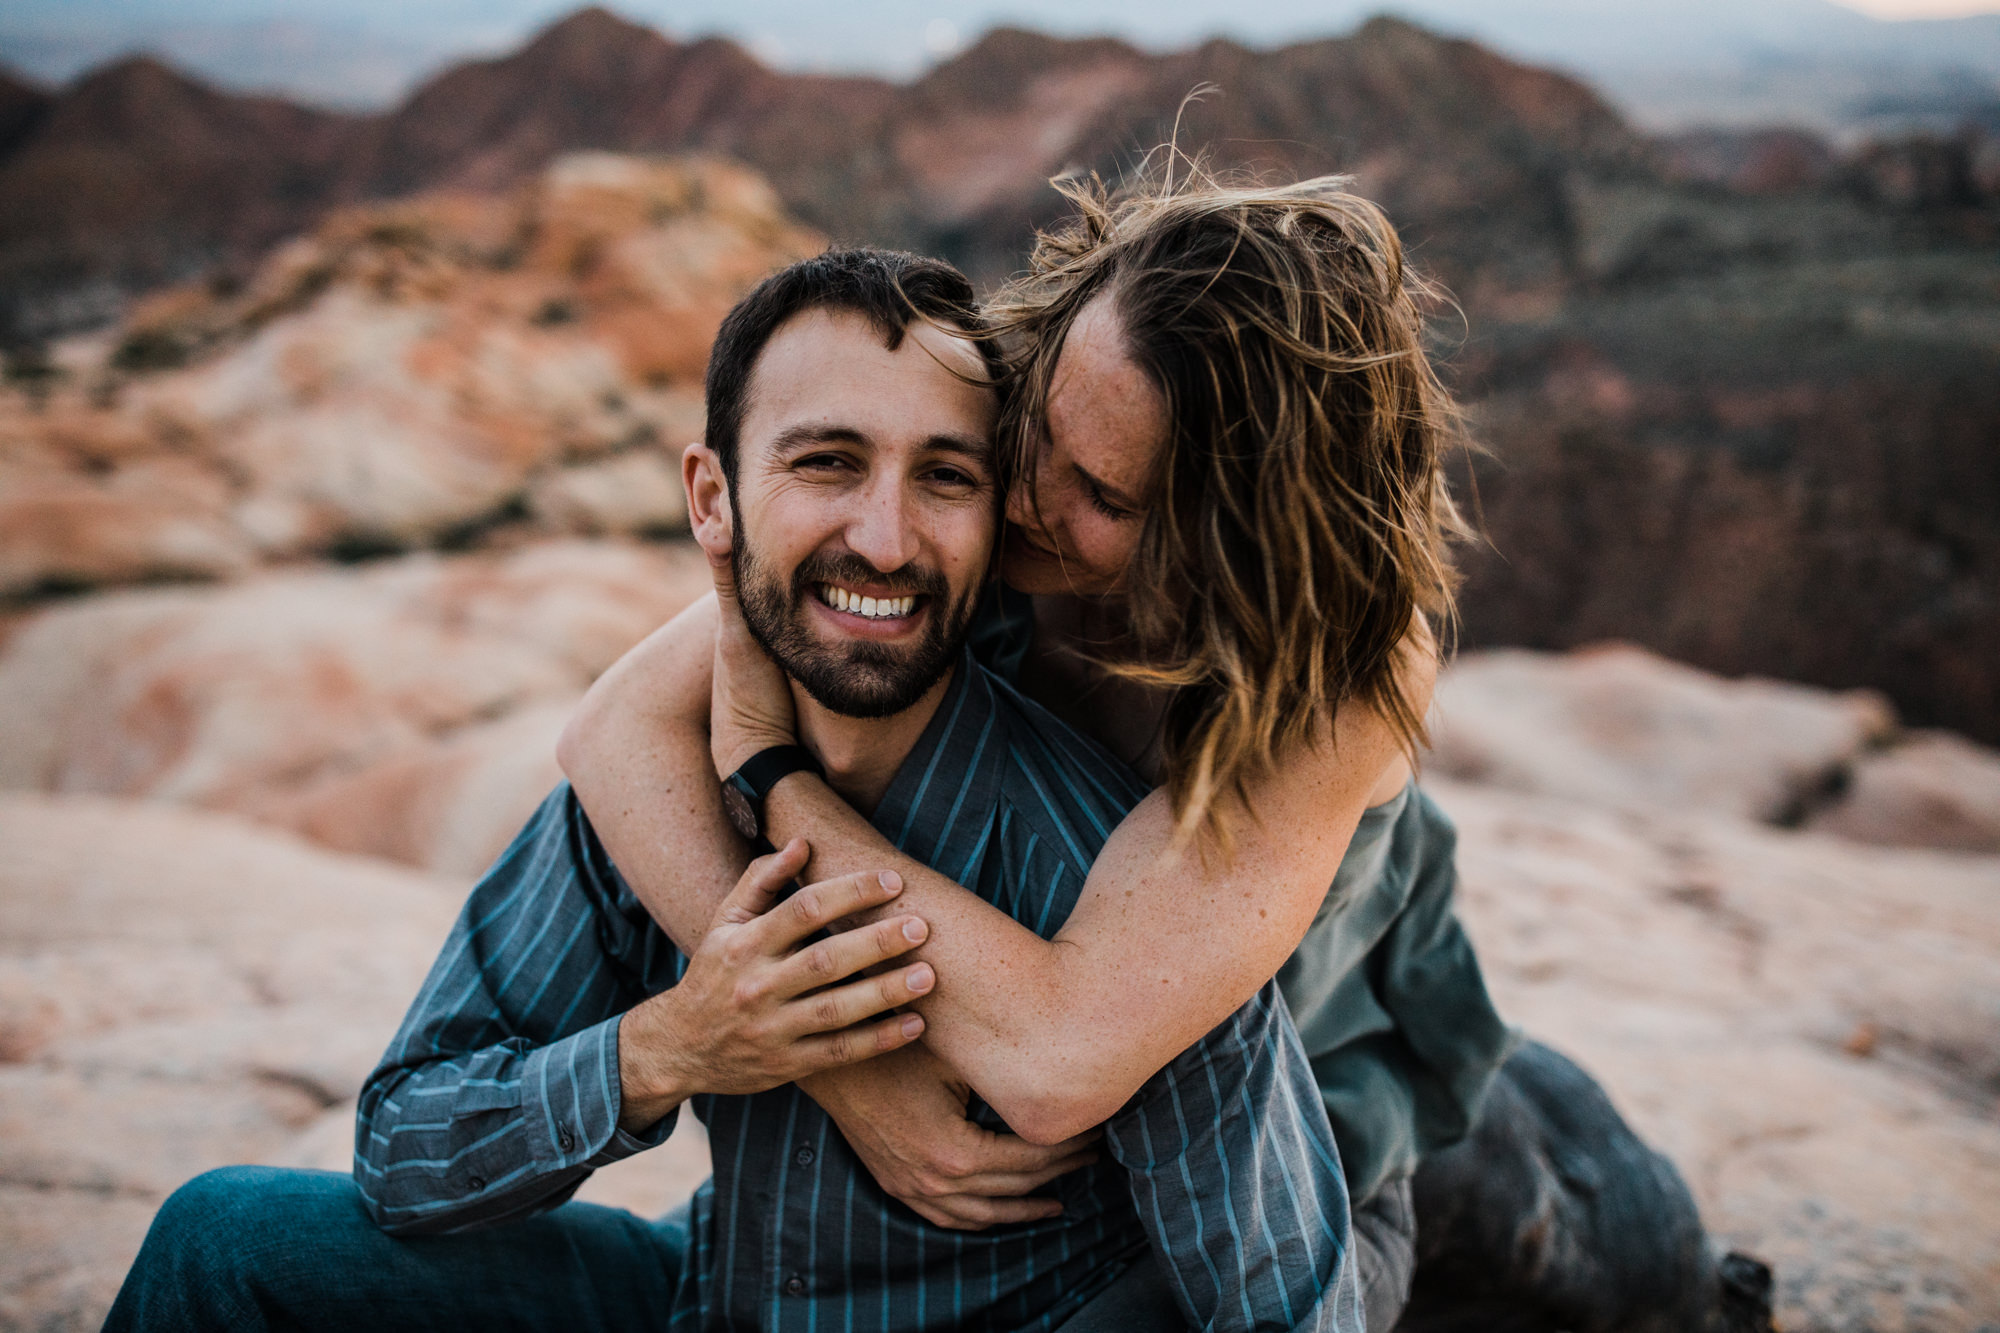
[[355, 652, 1360, 1332]]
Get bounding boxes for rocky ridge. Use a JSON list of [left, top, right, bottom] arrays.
[[0, 152, 817, 595], [0, 10, 1634, 323]]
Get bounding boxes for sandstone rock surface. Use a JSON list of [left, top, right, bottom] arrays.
[[0, 537, 712, 872], [0, 794, 458, 1329], [0, 792, 707, 1333], [1438, 777, 2000, 1332], [1808, 731, 2000, 856], [0, 152, 811, 595], [4, 640, 1998, 1333], [1429, 643, 1896, 823]]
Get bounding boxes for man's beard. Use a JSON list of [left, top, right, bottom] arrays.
[[735, 544, 977, 719]]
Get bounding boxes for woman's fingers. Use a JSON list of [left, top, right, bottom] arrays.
[[754, 868, 905, 954], [917, 1193, 1066, 1231], [714, 838, 811, 926], [949, 1151, 1101, 1198], [936, 1127, 1103, 1177], [775, 914, 929, 996]]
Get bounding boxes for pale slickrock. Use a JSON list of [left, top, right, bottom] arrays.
[[1437, 776, 2000, 1332], [1807, 730, 2000, 855], [0, 794, 460, 1331], [0, 538, 712, 871], [0, 792, 709, 1333], [1429, 643, 1896, 823]]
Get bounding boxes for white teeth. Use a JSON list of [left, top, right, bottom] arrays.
[[819, 585, 916, 619]]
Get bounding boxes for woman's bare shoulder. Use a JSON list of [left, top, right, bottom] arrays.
[[1256, 612, 1436, 814]]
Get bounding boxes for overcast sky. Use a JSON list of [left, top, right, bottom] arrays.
[[4, 0, 1999, 110]]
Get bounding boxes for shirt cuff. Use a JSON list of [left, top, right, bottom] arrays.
[[519, 1014, 679, 1172]]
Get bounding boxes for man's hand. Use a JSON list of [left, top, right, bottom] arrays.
[[801, 1046, 1102, 1230], [618, 839, 934, 1131]]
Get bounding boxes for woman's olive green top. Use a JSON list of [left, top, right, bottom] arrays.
[[972, 589, 1512, 1203], [1272, 781, 1512, 1202]]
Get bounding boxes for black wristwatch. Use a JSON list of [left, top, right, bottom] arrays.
[[720, 745, 824, 851]]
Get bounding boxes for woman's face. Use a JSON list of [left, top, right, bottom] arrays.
[[1000, 292, 1170, 597]]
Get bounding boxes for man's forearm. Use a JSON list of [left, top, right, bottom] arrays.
[[617, 1002, 697, 1132]]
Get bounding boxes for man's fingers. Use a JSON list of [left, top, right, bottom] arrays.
[[782, 961, 934, 1038], [793, 1012, 926, 1071], [716, 839, 810, 925], [754, 868, 905, 953], [773, 914, 929, 998]]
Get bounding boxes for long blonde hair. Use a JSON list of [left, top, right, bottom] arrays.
[[987, 168, 1471, 850]]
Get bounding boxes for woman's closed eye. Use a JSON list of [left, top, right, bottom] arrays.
[[1082, 475, 1137, 521]]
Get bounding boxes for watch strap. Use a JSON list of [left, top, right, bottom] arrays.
[[722, 744, 824, 853], [730, 744, 824, 802]]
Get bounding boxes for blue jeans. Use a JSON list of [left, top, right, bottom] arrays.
[[106, 1167, 1184, 1331], [104, 1167, 690, 1332]]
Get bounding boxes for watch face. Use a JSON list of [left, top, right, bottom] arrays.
[[721, 780, 760, 842]]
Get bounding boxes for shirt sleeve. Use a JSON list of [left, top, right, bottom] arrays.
[[1105, 980, 1365, 1333], [352, 785, 688, 1235]]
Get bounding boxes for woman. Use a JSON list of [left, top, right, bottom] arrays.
[[560, 173, 1510, 1328]]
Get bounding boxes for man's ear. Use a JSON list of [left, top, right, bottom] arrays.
[[683, 442, 733, 563]]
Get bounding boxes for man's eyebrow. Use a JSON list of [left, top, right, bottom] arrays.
[[1073, 461, 1140, 509], [925, 433, 994, 463], [769, 423, 868, 451]]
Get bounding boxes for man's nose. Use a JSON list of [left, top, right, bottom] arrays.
[[844, 480, 922, 574]]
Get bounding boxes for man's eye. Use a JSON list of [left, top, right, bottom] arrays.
[[795, 453, 852, 472], [927, 466, 978, 486]]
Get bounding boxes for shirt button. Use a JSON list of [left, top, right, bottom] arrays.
[[467, 1175, 486, 1191], [558, 1127, 575, 1152], [783, 1274, 807, 1297], [795, 1144, 815, 1166]]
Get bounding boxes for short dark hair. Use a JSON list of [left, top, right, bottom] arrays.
[[704, 247, 994, 481]]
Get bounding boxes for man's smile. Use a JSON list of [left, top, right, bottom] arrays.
[[813, 581, 926, 628]]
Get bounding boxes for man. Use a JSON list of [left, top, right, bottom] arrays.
[[106, 249, 1359, 1332]]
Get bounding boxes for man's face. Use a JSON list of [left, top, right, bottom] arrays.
[[727, 307, 998, 718]]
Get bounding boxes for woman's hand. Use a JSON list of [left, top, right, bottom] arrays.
[[801, 1045, 1101, 1230], [705, 537, 798, 778]]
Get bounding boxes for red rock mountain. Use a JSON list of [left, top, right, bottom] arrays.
[[0, 8, 1635, 331], [1, 8, 1996, 747]]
